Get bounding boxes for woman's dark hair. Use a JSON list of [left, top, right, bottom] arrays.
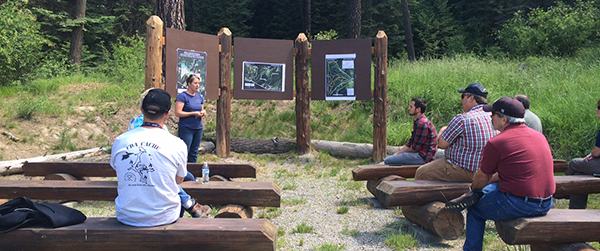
[[186, 74, 200, 85]]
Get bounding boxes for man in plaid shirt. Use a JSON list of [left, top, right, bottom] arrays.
[[415, 83, 498, 182], [384, 98, 437, 165]]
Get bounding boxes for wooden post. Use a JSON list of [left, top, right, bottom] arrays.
[[145, 15, 163, 90], [295, 33, 311, 155], [216, 28, 232, 158], [373, 31, 388, 162]]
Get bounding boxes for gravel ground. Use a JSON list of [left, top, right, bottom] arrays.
[[38, 152, 467, 251]]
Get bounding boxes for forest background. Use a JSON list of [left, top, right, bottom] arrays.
[[1, 0, 599, 161]]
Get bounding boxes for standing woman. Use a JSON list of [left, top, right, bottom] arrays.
[[175, 74, 206, 163]]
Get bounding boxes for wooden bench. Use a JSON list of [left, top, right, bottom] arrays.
[[22, 161, 256, 181], [353, 159, 568, 196], [496, 209, 600, 250], [376, 175, 600, 208], [0, 180, 280, 207], [0, 217, 277, 251]]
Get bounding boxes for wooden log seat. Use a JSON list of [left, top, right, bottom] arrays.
[[0, 218, 277, 251], [496, 209, 600, 250], [353, 159, 568, 182], [401, 201, 464, 240], [22, 162, 256, 180], [0, 180, 281, 207], [377, 175, 600, 208]]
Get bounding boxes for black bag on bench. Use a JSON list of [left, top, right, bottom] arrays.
[[0, 197, 87, 233]]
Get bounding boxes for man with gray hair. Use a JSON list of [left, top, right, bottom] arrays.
[[415, 82, 497, 182], [445, 97, 555, 251], [515, 94, 542, 133]]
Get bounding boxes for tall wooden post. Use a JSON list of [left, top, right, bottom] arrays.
[[216, 28, 232, 158], [373, 31, 388, 162], [145, 16, 163, 90], [295, 33, 311, 155]]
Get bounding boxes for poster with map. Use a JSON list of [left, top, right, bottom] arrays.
[[325, 53, 356, 100], [242, 61, 285, 92], [176, 48, 207, 96]]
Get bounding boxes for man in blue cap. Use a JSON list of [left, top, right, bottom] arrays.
[[415, 83, 498, 182]]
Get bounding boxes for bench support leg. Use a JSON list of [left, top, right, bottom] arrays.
[[401, 201, 464, 240], [569, 194, 589, 209]]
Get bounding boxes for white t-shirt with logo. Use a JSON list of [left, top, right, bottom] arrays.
[[110, 127, 188, 227]]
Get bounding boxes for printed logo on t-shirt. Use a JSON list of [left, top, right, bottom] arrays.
[[118, 142, 161, 187]]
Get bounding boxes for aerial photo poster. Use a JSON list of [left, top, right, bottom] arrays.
[[242, 61, 286, 92], [176, 48, 207, 96], [325, 53, 356, 100]]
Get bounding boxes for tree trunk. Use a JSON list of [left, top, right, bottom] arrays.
[[68, 0, 86, 66], [348, 0, 361, 38], [157, 0, 185, 29], [401, 0, 415, 62], [306, 0, 312, 37], [157, 0, 185, 85]]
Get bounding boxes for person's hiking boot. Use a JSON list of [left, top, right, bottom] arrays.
[[444, 190, 483, 213], [185, 199, 211, 218]]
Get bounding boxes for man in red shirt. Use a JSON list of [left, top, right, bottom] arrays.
[[446, 97, 555, 251], [384, 98, 437, 165]]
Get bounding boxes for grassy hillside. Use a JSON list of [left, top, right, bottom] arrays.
[[1, 50, 599, 161]]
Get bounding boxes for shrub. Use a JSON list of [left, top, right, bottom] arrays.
[[0, 0, 50, 85], [498, 1, 600, 57]]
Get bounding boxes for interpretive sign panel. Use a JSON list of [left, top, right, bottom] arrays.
[[311, 39, 371, 101], [325, 53, 356, 100], [234, 37, 293, 100], [165, 28, 219, 99], [176, 49, 207, 96], [242, 61, 285, 92]]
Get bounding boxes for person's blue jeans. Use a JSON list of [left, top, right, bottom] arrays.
[[464, 182, 553, 251], [178, 172, 197, 206], [178, 126, 203, 163], [384, 152, 426, 166]]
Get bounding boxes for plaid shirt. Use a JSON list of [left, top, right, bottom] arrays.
[[406, 114, 438, 163], [442, 105, 498, 171]]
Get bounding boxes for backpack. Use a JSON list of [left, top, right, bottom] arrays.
[[0, 197, 87, 233]]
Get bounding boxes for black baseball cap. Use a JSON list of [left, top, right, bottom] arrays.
[[458, 82, 488, 98], [142, 89, 171, 114], [483, 97, 525, 118]]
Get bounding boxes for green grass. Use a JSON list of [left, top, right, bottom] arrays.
[[336, 206, 349, 214], [256, 207, 282, 220], [292, 222, 314, 234], [383, 230, 419, 250], [283, 198, 306, 206], [340, 226, 360, 236], [314, 243, 346, 251]]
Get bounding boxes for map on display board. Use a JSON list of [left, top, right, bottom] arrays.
[[176, 48, 207, 96], [325, 53, 356, 100], [242, 61, 286, 92]]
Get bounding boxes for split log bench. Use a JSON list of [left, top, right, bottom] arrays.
[[22, 161, 256, 181], [353, 159, 568, 196], [0, 180, 280, 218], [0, 218, 278, 251], [496, 209, 600, 251], [377, 175, 600, 240], [377, 175, 600, 208]]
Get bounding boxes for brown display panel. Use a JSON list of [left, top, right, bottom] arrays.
[[165, 28, 219, 100], [233, 37, 294, 100], [311, 39, 372, 101]]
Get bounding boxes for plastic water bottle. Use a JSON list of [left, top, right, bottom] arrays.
[[202, 162, 210, 184]]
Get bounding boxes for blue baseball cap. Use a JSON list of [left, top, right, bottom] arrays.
[[458, 83, 488, 98]]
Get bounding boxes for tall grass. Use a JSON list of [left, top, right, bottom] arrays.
[[227, 54, 599, 160]]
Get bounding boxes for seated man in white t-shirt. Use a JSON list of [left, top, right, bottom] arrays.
[[110, 89, 205, 226]]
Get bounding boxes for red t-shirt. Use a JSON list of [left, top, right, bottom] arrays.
[[479, 124, 555, 198]]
